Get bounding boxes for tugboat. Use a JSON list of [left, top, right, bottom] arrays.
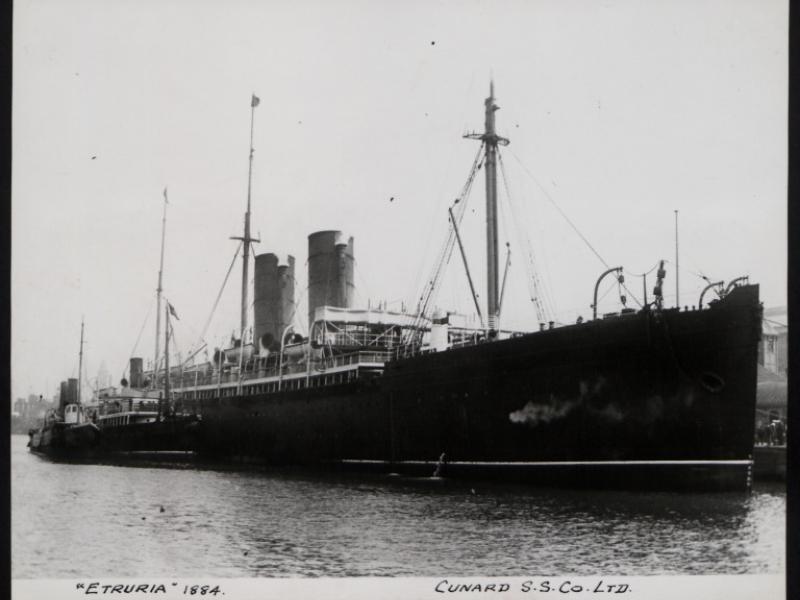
[[28, 320, 101, 456]]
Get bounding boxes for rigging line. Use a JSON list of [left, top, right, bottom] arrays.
[[422, 142, 483, 289], [498, 153, 541, 318], [177, 314, 203, 344], [288, 283, 311, 336], [661, 258, 718, 284], [271, 275, 309, 336], [618, 277, 642, 309], [597, 279, 618, 304], [187, 242, 243, 359], [495, 178, 514, 321], [415, 164, 479, 329], [763, 317, 787, 327], [499, 150, 559, 320], [624, 262, 662, 278], [411, 143, 484, 332], [504, 149, 643, 311], [408, 71, 481, 301], [353, 260, 372, 306], [497, 150, 555, 321], [506, 147, 609, 269], [122, 298, 155, 379], [414, 206, 459, 317], [498, 151, 553, 319]]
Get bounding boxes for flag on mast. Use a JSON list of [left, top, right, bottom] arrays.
[[168, 302, 179, 320], [251, 94, 260, 107]]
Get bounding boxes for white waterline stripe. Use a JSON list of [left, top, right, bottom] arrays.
[[336, 459, 752, 467], [116, 451, 197, 456]]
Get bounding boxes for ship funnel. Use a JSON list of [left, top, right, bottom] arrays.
[[129, 357, 144, 389], [254, 252, 295, 355], [67, 378, 78, 405], [59, 380, 69, 410], [308, 230, 355, 328]]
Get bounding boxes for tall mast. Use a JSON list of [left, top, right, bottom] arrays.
[[231, 94, 261, 345], [465, 80, 509, 335], [154, 188, 168, 382], [77, 318, 84, 404]]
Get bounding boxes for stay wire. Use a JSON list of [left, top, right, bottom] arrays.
[[354, 260, 373, 308], [619, 277, 642, 309], [598, 278, 618, 304], [495, 170, 514, 320], [624, 262, 661, 278], [406, 74, 478, 308], [506, 148, 642, 309], [763, 317, 787, 328], [188, 242, 242, 359], [507, 147, 609, 269], [412, 143, 484, 335], [123, 298, 155, 378], [662, 259, 717, 285], [497, 150, 556, 322]]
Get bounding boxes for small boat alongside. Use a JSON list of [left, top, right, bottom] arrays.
[[29, 359, 201, 460], [89, 381, 200, 455], [27, 404, 101, 457], [28, 320, 101, 457]]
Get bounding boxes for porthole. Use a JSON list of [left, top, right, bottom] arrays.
[[699, 371, 725, 393]]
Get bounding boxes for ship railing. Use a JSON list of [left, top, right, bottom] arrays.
[[98, 399, 160, 416], [449, 337, 484, 349], [171, 350, 394, 391], [324, 350, 392, 367], [390, 333, 498, 359], [325, 331, 404, 348]]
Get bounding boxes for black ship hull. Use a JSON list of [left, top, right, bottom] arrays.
[[184, 285, 760, 491], [95, 417, 200, 454], [28, 422, 102, 458], [28, 417, 199, 460]]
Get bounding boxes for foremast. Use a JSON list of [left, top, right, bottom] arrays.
[[465, 80, 509, 335], [230, 94, 261, 346]]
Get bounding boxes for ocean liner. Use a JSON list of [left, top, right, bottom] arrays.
[[152, 85, 760, 491]]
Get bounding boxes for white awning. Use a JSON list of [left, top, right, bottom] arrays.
[[313, 306, 427, 328]]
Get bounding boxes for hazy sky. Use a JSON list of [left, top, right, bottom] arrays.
[[12, 0, 787, 400]]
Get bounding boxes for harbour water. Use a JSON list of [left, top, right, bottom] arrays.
[[12, 435, 785, 578]]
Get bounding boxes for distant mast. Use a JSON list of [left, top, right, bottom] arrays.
[[77, 318, 84, 404], [465, 80, 509, 335], [231, 94, 261, 345], [154, 188, 168, 384]]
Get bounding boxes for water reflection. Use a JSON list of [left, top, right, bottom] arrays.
[[12, 436, 784, 577]]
